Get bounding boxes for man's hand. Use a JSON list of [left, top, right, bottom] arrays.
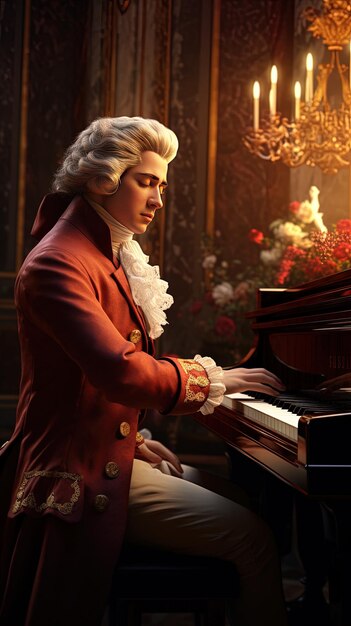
[[223, 367, 285, 396], [137, 438, 184, 476], [316, 374, 351, 393]]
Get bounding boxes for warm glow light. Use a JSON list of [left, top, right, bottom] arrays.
[[244, 4, 351, 173], [305, 54, 314, 103], [253, 81, 260, 131], [294, 81, 301, 121], [270, 66, 278, 117], [271, 65, 278, 84], [306, 53, 313, 72], [253, 81, 260, 99]]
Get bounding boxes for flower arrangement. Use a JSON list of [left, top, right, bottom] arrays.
[[179, 233, 257, 365], [180, 186, 351, 365], [250, 186, 351, 287]]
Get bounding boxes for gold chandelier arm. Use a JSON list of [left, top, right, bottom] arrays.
[[335, 51, 351, 106]]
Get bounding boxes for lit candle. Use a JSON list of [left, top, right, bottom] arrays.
[[253, 81, 260, 131], [306, 53, 313, 104], [294, 81, 301, 120], [270, 65, 278, 116]]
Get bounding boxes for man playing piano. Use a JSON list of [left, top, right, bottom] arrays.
[[0, 116, 288, 626]]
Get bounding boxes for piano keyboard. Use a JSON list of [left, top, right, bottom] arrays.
[[222, 391, 350, 442]]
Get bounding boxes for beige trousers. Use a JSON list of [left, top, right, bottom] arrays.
[[126, 459, 288, 626]]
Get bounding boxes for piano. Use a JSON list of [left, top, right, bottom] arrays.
[[195, 268, 351, 498], [195, 269, 351, 624]]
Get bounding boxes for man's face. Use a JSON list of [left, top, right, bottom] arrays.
[[102, 151, 168, 234]]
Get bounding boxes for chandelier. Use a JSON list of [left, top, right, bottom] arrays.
[[244, 0, 351, 174]]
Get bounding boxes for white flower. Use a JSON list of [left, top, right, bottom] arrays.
[[272, 221, 307, 245], [298, 237, 314, 249], [260, 247, 282, 266], [202, 254, 217, 269], [212, 282, 234, 305], [296, 200, 315, 224]]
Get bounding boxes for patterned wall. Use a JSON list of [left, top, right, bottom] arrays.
[[0, 0, 90, 438], [1, 0, 350, 444]]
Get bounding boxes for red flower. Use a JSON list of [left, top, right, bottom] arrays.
[[336, 219, 351, 233], [214, 315, 236, 337], [333, 242, 351, 261], [248, 229, 264, 244], [190, 299, 203, 315], [276, 259, 294, 285], [284, 245, 306, 260], [288, 201, 301, 214], [305, 258, 337, 279], [205, 291, 215, 305]]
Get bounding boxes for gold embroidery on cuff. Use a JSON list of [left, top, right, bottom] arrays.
[[177, 360, 209, 404], [13, 470, 82, 515], [178, 359, 205, 374]]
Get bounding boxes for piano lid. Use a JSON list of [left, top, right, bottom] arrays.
[[247, 266, 351, 323], [235, 267, 351, 388]]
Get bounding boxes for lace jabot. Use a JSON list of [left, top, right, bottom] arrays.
[[85, 195, 173, 339]]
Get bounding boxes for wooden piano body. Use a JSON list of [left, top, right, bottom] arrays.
[[195, 268, 351, 498], [195, 268, 351, 624]]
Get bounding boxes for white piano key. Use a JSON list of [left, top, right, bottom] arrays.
[[222, 394, 299, 442]]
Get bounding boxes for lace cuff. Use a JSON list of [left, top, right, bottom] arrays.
[[193, 354, 226, 415]]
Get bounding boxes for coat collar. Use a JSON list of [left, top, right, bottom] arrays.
[[31, 193, 115, 264], [31, 193, 150, 340]]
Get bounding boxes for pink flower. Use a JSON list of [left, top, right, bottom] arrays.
[[214, 316, 236, 337], [233, 281, 250, 302], [288, 201, 301, 214], [248, 229, 264, 244]]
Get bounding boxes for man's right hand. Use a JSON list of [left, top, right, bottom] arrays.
[[223, 367, 285, 396]]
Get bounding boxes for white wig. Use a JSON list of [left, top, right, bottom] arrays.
[[52, 116, 179, 195]]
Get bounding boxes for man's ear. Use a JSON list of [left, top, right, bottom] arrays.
[[86, 177, 115, 195]]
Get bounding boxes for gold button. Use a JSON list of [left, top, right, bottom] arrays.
[[104, 462, 120, 479], [119, 421, 131, 438], [129, 329, 142, 344], [93, 494, 109, 512]]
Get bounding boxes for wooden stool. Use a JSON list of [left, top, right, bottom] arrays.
[[108, 544, 239, 626]]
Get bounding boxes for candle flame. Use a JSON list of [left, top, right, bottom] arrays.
[[306, 53, 313, 71], [271, 65, 278, 84], [294, 81, 301, 99], [253, 81, 260, 99]]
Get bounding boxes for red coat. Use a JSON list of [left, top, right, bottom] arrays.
[[0, 194, 211, 626]]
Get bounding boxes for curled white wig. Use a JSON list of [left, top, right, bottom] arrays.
[[52, 116, 179, 194]]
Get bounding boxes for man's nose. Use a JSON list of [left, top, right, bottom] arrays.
[[149, 188, 163, 209]]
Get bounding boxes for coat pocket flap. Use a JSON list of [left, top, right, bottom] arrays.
[[10, 469, 84, 522]]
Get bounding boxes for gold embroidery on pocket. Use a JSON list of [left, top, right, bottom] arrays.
[[13, 470, 82, 515]]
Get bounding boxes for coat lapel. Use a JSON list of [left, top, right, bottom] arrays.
[[111, 264, 148, 342]]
